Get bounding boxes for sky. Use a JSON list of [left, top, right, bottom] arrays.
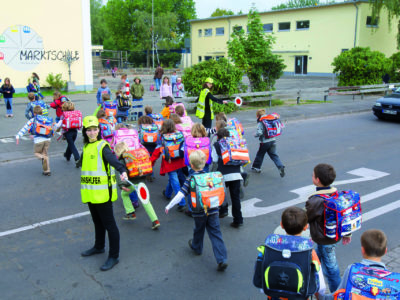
[[194, 0, 287, 19]]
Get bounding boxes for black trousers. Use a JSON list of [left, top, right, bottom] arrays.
[[64, 129, 80, 161], [201, 116, 212, 129], [220, 180, 243, 224], [88, 201, 120, 258]]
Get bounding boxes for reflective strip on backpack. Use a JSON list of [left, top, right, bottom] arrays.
[[296, 269, 303, 293]]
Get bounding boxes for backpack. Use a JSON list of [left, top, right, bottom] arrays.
[[225, 125, 242, 140], [161, 132, 184, 161], [190, 172, 225, 214], [102, 100, 118, 118], [123, 148, 152, 178], [111, 128, 142, 150], [218, 137, 250, 166], [31, 115, 53, 138], [149, 113, 164, 130], [62, 110, 82, 129], [253, 234, 319, 300], [31, 100, 49, 116], [117, 95, 131, 112], [150, 84, 155, 91], [176, 123, 192, 139], [139, 124, 159, 145], [169, 102, 187, 116], [227, 118, 244, 137], [260, 113, 284, 138], [319, 190, 362, 241], [333, 263, 400, 299], [184, 136, 211, 166], [60, 96, 70, 103], [99, 118, 115, 139]]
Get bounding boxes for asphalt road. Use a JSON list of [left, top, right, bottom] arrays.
[[0, 111, 399, 299]]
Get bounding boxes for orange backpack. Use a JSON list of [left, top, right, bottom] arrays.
[[123, 148, 152, 178]]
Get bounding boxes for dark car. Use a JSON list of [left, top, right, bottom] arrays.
[[372, 88, 400, 120]]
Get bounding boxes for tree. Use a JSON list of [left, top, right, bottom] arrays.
[[227, 9, 286, 91], [271, 0, 320, 10], [211, 8, 235, 17], [331, 47, 392, 86], [90, 0, 109, 45], [389, 52, 400, 82], [369, 0, 400, 49]]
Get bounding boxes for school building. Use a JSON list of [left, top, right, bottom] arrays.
[[0, 0, 93, 92], [190, 0, 398, 76]]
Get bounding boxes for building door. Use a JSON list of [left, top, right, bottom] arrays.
[[295, 56, 308, 74]]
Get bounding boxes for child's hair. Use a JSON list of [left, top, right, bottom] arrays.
[[62, 101, 75, 111], [191, 123, 207, 138], [121, 74, 127, 79], [100, 79, 107, 84], [215, 112, 227, 122], [144, 106, 153, 115], [202, 82, 214, 90], [361, 229, 387, 257], [314, 163, 336, 186], [96, 109, 107, 119], [189, 150, 206, 170], [256, 109, 266, 119], [4, 77, 10, 87], [165, 96, 174, 107], [33, 105, 43, 115], [217, 128, 230, 140], [215, 120, 226, 131], [160, 119, 176, 134], [102, 93, 111, 101], [173, 71, 177, 74], [138, 115, 154, 125], [115, 123, 127, 130], [53, 91, 61, 98], [281, 207, 308, 235], [28, 92, 35, 101], [32, 72, 40, 80], [170, 113, 182, 124], [175, 105, 185, 117], [114, 141, 129, 157], [116, 91, 121, 97], [162, 76, 170, 85]]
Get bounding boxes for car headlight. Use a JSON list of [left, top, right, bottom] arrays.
[[375, 102, 382, 107]]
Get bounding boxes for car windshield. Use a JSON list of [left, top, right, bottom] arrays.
[[395, 87, 400, 93]]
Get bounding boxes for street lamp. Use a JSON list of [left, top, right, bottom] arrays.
[[62, 50, 78, 91]]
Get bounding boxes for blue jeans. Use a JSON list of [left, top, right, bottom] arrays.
[[4, 98, 12, 114], [191, 213, 227, 264], [38, 92, 44, 99], [155, 78, 161, 90], [252, 140, 284, 170], [316, 243, 341, 292], [165, 169, 186, 206]]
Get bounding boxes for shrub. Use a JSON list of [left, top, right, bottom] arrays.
[[46, 73, 67, 90], [212, 102, 238, 114], [159, 52, 182, 68], [389, 52, 400, 82]]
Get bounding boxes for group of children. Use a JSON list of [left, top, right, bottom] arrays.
[[159, 72, 185, 100]]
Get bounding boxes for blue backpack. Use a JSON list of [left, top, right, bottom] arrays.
[[139, 124, 159, 145], [161, 132, 184, 161], [334, 263, 400, 299], [31, 115, 53, 138], [31, 100, 48, 116], [319, 190, 362, 241]]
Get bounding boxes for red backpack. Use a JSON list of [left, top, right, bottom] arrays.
[[62, 111, 82, 129]]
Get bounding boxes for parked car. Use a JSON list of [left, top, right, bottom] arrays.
[[372, 88, 400, 120]]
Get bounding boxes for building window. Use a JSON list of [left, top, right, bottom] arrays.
[[216, 56, 224, 60], [341, 49, 349, 53], [198, 56, 202, 62], [278, 22, 290, 31], [204, 56, 213, 61], [233, 25, 243, 33], [216, 27, 224, 36], [366, 16, 379, 27], [263, 23, 273, 32], [198, 29, 202, 37], [296, 20, 310, 30], [204, 28, 212, 36]]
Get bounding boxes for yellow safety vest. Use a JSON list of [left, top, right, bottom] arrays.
[[81, 140, 117, 204], [196, 88, 214, 120]]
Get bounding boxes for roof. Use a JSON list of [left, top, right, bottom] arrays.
[[189, 0, 369, 23]]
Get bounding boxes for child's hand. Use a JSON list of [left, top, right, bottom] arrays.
[[121, 187, 130, 192], [222, 100, 228, 104], [165, 208, 169, 214], [15, 136, 19, 145], [342, 236, 351, 245], [120, 172, 128, 181]]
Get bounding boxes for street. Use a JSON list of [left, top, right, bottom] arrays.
[[0, 110, 399, 299]]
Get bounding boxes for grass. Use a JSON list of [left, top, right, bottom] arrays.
[[13, 89, 96, 98]]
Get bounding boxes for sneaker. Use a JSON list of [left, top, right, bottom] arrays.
[[162, 190, 172, 201], [63, 153, 70, 161], [251, 167, 261, 173], [230, 222, 243, 228], [188, 239, 201, 255], [243, 173, 250, 187], [81, 247, 105, 257], [177, 205, 185, 212], [100, 257, 119, 271], [152, 220, 160, 230], [123, 212, 136, 220], [42, 171, 51, 176], [75, 160, 81, 168], [279, 166, 285, 178], [217, 262, 228, 272]]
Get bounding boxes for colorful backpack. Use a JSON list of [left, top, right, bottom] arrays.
[[99, 118, 115, 139], [260, 113, 284, 138], [319, 190, 362, 241], [149, 84, 155, 91], [117, 95, 131, 112], [333, 263, 400, 299], [139, 124, 159, 145], [253, 234, 320, 300], [161, 132, 184, 161], [219, 137, 250, 166], [102, 100, 118, 118], [123, 148, 152, 178], [184, 136, 211, 166], [225, 125, 242, 140], [32, 115, 53, 138], [31, 100, 48, 116], [169, 102, 187, 116], [62, 110, 82, 129], [149, 113, 164, 130], [227, 118, 244, 137], [176, 123, 192, 139], [190, 172, 225, 214], [111, 128, 142, 150]]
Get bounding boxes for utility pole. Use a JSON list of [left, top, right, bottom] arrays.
[[152, 0, 154, 69]]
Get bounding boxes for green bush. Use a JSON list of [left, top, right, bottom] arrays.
[[390, 52, 400, 82], [159, 52, 182, 68], [182, 58, 245, 96], [46, 73, 67, 90], [212, 102, 238, 114], [332, 47, 392, 86]]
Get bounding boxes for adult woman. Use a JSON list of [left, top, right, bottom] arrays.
[[0, 78, 15, 117], [195, 78, 225, 129]]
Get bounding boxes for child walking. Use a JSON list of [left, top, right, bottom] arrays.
[[0, 77, 15, 117], [50, 91, 67, 122], [160, 76, 172, 100], [165, 150, 228, 271], [96, 79, 111, 106], [25, 92, 49, 119], [114, 142, 160, 229]]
